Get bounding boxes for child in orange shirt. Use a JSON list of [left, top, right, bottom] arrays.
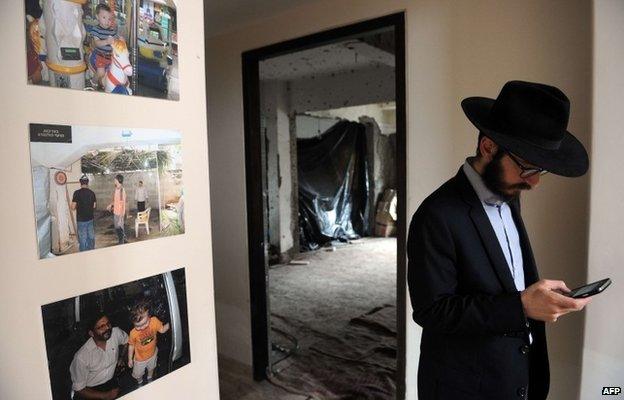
[[127, 300, 170, 385], [106, 174, 127, 244]]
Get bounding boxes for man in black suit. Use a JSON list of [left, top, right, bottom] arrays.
[[408, 81, 592, 400]]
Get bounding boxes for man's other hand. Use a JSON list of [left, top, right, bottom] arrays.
[[521, 279, 591, 322], [103, 388, 119, 400]]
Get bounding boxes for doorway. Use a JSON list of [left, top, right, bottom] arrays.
[[241, 13, 406, 399]]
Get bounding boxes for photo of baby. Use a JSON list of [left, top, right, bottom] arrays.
[[25, 0, 179, 100]]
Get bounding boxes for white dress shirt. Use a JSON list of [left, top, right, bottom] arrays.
[[135, 186, 148, 202], [69, 327, 128, 391], [463, 159, 526, 291]]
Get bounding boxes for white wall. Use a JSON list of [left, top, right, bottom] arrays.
[[207, 1, 593, 399], [0, 1, 220, 399], [276, 84, 294, 254], [261, 80, 295, 255], [261, 81, 282, 249], [581, 1, 624, 398]]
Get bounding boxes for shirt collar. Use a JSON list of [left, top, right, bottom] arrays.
[[84, 337, 100, 352], [462, 158, 505, 206], [85, 334, 114, 352]]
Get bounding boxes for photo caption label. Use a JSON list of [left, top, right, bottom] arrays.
[[30, 124, 72, 143]]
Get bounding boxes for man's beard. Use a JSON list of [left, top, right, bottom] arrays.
[[482, 151, 531, 202], [94, 328, 112, 341]]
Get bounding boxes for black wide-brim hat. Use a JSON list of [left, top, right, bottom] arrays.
[[462, 80, 589, 177]]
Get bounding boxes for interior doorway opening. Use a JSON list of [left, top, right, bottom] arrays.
[[220, 13, 406, 400]]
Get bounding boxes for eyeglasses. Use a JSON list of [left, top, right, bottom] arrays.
[[506, 152, 548, 178]]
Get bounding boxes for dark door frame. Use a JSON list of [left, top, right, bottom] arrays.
[[242, 12, 407, 399]]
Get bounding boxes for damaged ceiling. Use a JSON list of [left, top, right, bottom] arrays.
[[260, 31, 395, 81]]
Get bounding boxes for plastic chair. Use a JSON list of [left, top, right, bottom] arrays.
[[135, 207, 151, 237]]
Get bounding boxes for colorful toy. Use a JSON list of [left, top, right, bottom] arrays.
[[137, 57, 167, 92], [99, 38, 133, 95], [41, 0, 88, 89], [138, 21, 170, 68]]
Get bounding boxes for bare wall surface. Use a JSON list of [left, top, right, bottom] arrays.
[[261, 81, 283, 249], [261, 80, 295, 257], [581, 1, 624, 397], [0, 1, 220, 399], [206, 1, 592, 399]]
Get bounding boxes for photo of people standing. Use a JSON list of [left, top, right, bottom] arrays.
[[29, 123, 185, 259], [107, 174, 128, 245], [135, 180, 148, 212], [71, 175, 97, 251], [41, 268, 190, 400], [24, 0, 179, 100]]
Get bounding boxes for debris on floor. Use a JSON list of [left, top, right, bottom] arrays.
[[219, 238, 398, 400], [270, 304, 397, 399], [269, 238, 397, 399], [288, 260, 311, 266]]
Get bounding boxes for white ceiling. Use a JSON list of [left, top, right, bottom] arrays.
[[205, 0, 314, 38], [260, 40, 395, 81]]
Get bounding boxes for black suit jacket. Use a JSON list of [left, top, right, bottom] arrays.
[[407, 168, 549, 400]]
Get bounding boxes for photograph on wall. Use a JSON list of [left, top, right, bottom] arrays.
[[41, 268, 190, 400], [29, 123, 185, 259], [25, 0, 179, 100]]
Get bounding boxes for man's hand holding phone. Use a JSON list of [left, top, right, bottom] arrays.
[[521, 279, 592, 322]]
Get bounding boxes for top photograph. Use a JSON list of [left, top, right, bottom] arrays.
[[25, 0, 179, 100]]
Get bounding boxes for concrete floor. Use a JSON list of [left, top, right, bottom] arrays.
[[218, 237, 397, 400], [218, 356, 311, 400], [60, 208, 165, 255], [270, 237, 397, 337]]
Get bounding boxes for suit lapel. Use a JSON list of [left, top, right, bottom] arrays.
[[455, 169, 518, 293], [509, 199, 540, 285]]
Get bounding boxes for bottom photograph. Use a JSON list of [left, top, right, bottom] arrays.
[[41, 268, 190, 400]]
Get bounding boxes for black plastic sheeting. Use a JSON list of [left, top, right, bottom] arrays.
[[298, 120, 371, 251]]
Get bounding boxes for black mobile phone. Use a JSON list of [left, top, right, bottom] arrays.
[[567, 278, 612, 299]]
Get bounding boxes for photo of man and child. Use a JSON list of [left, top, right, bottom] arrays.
[[41, 268, 190, 400], [25, 0, 179, 100], [29, 123, 185, 259]]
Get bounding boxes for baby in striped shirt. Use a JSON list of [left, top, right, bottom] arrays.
[[90, 4, 117, 87]]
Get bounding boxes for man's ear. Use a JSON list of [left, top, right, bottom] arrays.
[[88, 329, 94, 338], [479, 136, 499, 161]]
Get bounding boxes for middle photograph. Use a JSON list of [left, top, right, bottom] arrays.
[[29, 123, 184, 259]]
